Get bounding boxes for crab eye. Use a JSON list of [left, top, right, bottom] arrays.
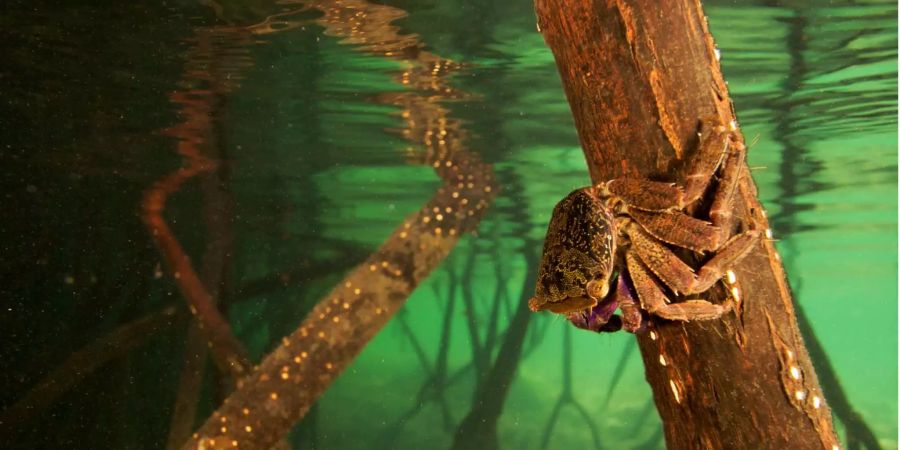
[[586, 279, 610, 299], [597, 282, 610, 299]]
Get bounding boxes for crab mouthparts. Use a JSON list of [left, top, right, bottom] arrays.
[[528, 296, 596, 314]]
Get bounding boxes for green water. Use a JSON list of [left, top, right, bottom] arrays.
[[1, 1, 896, 449]]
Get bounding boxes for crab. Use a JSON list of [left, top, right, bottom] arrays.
[[528, 118, 760, 333]]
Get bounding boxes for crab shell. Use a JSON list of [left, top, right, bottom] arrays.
[[529, 187, 616, 314]]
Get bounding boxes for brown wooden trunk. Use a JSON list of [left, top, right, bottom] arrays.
[[534, 1, 841, 449]]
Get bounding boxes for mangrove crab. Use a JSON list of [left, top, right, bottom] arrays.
[[528, 119, 760, 333]]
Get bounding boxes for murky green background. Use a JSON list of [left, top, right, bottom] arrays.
[[1, 0, 896, 449]]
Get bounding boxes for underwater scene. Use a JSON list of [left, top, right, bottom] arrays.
[[0, 0, 896, 449]]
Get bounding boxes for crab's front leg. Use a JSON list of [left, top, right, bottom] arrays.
[[625, 253, 731, 321]]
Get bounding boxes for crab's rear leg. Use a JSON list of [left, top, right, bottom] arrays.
[[602, 178, 685, 212], [628, 224, 760, 295], [626, 253, 731, 321], [681, 119, 731, 206], [602, 119, 731, 213], [708, 141, 749, 244], [628, 209, 721, 252]]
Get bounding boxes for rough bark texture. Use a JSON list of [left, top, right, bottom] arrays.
[[534, 1, 841, 449]]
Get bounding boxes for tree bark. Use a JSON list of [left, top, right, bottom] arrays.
[[534, 1, 841, 449]]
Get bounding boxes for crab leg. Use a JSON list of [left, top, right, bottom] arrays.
[[615, 272, 643, 333], [602, 118, 731, 213], [626, 253, 730, 321], [627, 224, 760, 295], [708, 141, 747, 243], [602, 178, 685, 212], [628, 208, 720, 252], [626, 224, 695, 294], [691, 230, 760, 293], [681, 119, 730, 205]]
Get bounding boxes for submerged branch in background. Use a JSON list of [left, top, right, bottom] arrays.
[[461, 244, 489, 376], [451, 168, 543, 450], [379, 276, 458, 448], [536, 326, 602, 450], [600, 338, 637, 411], [140, 27, 255, 383], [534, 0, 840, 448], [163, 25, 249, 449], [481, 248, 510, 359], [451, 169, 541, 450], [451, 245, 538, 450], [0, 306, 184, 432], [183, 1, 496, 448], [796, 308, 881, 450], [166, 323, 213, 450]]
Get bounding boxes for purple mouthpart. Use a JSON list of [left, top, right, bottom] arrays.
[[566, 278, 621, 333]]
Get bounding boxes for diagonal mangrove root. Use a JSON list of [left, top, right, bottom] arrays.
[[182, 1, 496, 449]]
